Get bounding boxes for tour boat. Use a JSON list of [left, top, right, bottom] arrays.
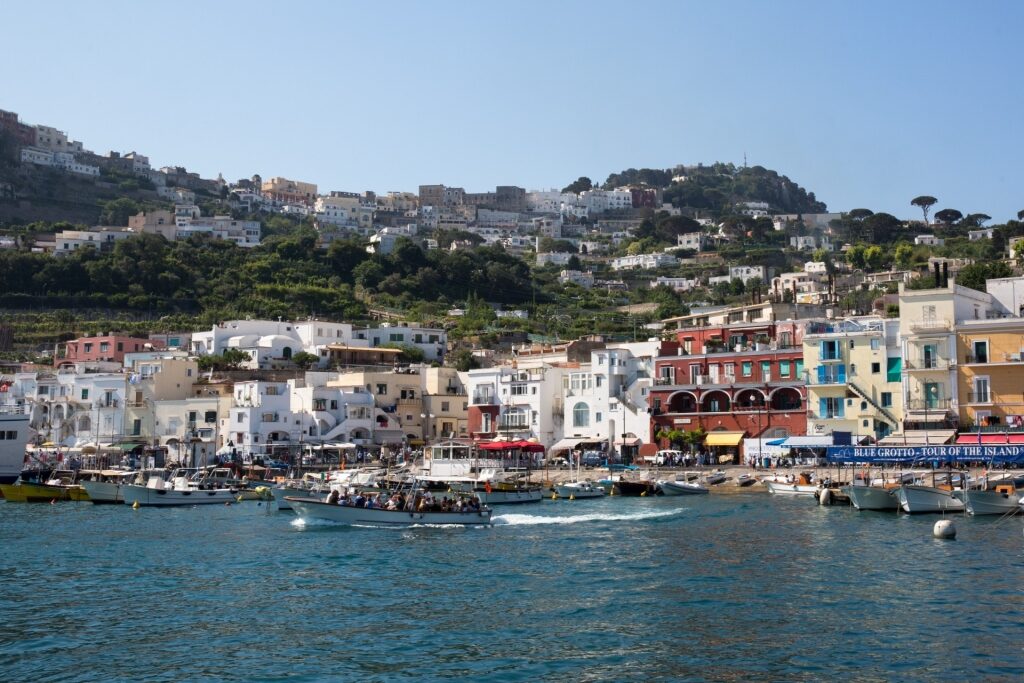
[[79, 469, 140, 504], [964, 487, 1021, 516], [0, 407, 30, 486], [896, 485, 965, 514], [121, 471, 239, 507], [656, 479, 709, 495], [0, 472, 90, 503], [287, 496, 493, 526], [844, 484, 899, 511], [553, 480, 606, 499]]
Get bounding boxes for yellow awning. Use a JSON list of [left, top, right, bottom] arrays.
[[704, 432, 745, 447]]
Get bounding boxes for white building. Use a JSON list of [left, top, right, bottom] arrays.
[[579, 189, 633, 214], [20, 147, 99, 176], [223, 380, 295, 459], [651, 276, 699, 292], [526, 189, 579, 214], [176, 216, 261, 247], [290, 379, 376, 446], [914, 234, 944, 247], [559, 270, 595, 288], [968, 228, 995, 241], [315, 192, 374, 232], [158, 186, 196, 204], [190, 320, 306, 369], [54, 228, 134, 255], [610, 253, 678, 271], [729, 265, 767, 283], [677, 231, 710, 252], [537, 252, 576, 267]]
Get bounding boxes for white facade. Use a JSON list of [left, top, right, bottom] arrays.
[[610, 253, 678, 271], [526, 189, 578, 214], [651, 276, 699, 292], [729, 265, 767, 283], [559, 270, 595, 288], [315, 193, 374, 231], [677, 232, 709, 251], [915, 234, 944, 246], [55, 228, 134, 255], [537, 252, 575, 266], [20, 147, 99, 176], [191, 320, 306, 369], [177, 216, 261, 247], [223, 381, 294, 457], [579, 189, 633, 214]]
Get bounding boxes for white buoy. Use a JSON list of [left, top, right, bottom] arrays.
[[933, 519, 956, 539], [818, 488, 831, 506]]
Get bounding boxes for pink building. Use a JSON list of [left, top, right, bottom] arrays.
[[56, 335, 162, 367]]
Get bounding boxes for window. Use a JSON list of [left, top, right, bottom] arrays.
[[376, 384, 387, 395], [132, 419, 142, 435], [863, 420, 869, 428], [871, 362, 881, 374], [510, 383, 528, 396], [879, 391, 893, 408], [595, 412, 602, 423], [389, 333, 403, 342], [237, 414, 244, 423], [481, 413, 492, 433], [81, 389, 89, 400], [886, 358, 901, 382], [313, 398, 327, 411], [265, 385, 279, 395], [973, 377, 991, 403], [870, 338, 881, 351], [849, 339, 855, 349], [820, 340, 840, 360], [100, 342, 109, 353], [330, 400, 338, 410], [441, 401, 450, 412], [861, 401, 868, 411], [972, 340, 989, 363], [818, 397, 845, 418], [532, 410, 538, 425], [573, 402, 590, 427], [204, 411, 217, 423], [760, 361, 771, 381], [84, 343, 93, 353], [779, 360, 791, 378], [742, 361, 752, 377]]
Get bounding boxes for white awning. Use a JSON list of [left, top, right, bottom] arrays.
[[877, 430, 956, 446], [780, 436, 834, 448], [549, 438, 584, 453]]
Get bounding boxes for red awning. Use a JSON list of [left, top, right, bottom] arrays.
[[477, 440, 545, 452], [954, 433, 1024, 444]]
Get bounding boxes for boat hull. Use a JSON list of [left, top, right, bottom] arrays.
[[81, 479, 126, 505], [763, 481, 819, 496], [844, 485, 899, 511], [287, 497, 493, 526], [896, 485, 966, 514], [477, 488, 543, 505], [615, 480, 657, 496], [121, 484, 238, 506], [554, 482, 606, 499], [0, 482, 90, 503], [657, 480, 709, 495], [964, 489, 1021, 516]]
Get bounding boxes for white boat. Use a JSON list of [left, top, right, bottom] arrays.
[[656, 479, 709, 495], [79, 469, 139, 504], [896, 485, 965, 514], [761, 472, 819, 496], [287, 496, 492, 526], [554, 480, 606, 499], [121, 472, 239, 507], [702, 470, 728, 486], [763, 480, 820, 496], [964, 488, 1021, 516], [844, 485, 899, 511], [0, 407, 30, 485]]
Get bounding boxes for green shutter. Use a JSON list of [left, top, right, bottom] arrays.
[[886, 357, 901, 382]]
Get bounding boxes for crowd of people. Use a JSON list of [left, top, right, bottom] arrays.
[[324, 487, 483, 513]]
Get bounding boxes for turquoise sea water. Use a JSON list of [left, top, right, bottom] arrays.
[[1, 494, 1023, 682]]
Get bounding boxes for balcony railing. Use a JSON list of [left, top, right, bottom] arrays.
[[966, 392, 992, 404], [963, 355, 990, 364], [471, 393, 496, 405], [807, 372, 846, 385], [905, 358, 950, 370], [905, 399, 952, 411], [909, 319, 952, 332]]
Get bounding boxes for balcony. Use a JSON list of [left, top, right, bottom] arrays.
[[966, 392, 992, 404], [905, 398, 952, 411], [963, 354, 990, 365], [654, 376, 676, 386], [807, 370, 846, 386], [471, 393, 496, 406], [909, 319, 952, 332], [905, 357, 950, 371]]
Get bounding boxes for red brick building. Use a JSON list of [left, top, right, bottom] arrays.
[[649, 321, 808, 459]]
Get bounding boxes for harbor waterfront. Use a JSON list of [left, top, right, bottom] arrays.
[[2, 490, 1023, 681]]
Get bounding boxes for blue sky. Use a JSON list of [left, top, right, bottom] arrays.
[[4, 1, 1022, 221]]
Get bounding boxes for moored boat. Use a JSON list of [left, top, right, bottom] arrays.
[[121, 471, 239, 507], [287, 496, 492, 526], [615, 479, 658, 496], [553, 480, 606, 499], [0, 407, 31, 487], [79, 469, 139, 504], [761, 472, 819, 496], [964, 487, 1020, 516], [896, 485, 965, 514], [657, 479, 709, 495], [844, 484, 899, 511], [0, 478, 90, 503]]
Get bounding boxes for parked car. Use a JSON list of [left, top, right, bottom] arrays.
[[544, 457, 569, 469], [581, 451, 604, 468]]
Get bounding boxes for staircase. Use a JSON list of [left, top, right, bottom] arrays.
[[848, 381, 898, 427]]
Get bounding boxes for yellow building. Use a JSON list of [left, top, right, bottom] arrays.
[[956, 318, 1024, 430], [261, 177, 318, 205], [803, 317, 903, 441]]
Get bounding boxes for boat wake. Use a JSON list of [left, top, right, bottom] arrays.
[[492, 509, 684, 526]]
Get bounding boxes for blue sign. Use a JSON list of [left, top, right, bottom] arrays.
[[826, 445, 1024, 464]]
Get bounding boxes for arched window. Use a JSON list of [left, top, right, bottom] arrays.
[[573, 402, 590, 428], [78, 415, 91, 432], [282, 347, 293, 359]]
